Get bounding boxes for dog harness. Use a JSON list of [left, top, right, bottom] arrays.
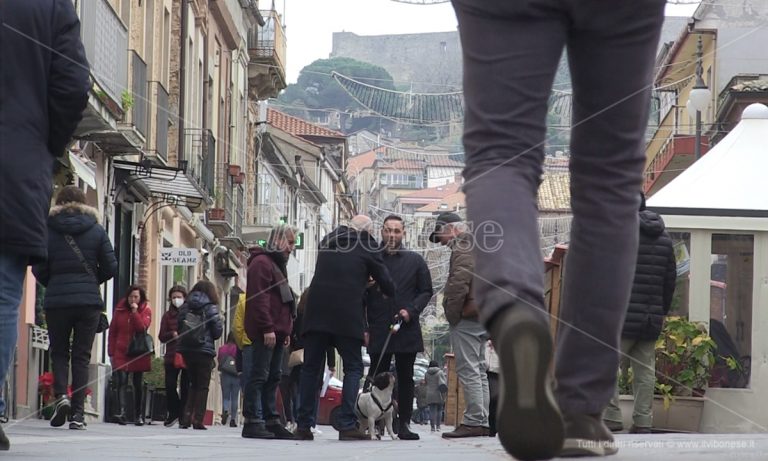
[[356, 392, 393, 419]]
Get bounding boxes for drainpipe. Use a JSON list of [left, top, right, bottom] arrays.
[[178, 0, 189, 162]]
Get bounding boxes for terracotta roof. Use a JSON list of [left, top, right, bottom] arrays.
[[377, 159, 423, 170], [426, 157, 465, 168], [347, 149, 379, 176], [267, 108, 346, 139], [398, 181, 461, 200], [416, 191, 466, 213], [538, 173, 570, 211]]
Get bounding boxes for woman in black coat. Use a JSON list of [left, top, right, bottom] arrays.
[[33, 186, 117, 430]]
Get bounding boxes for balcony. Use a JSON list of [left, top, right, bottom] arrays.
[[185, 129, 216, 201], [206, 163, 235, 238], [644, 134, 709, 195], [115, 50, 149, 149], [247, 9, 287, 100], [221, 184, 246, 250]]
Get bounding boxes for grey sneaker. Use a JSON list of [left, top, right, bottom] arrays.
[[560, 414, 618, 457], [490, 307, 564, 460], [69, 420, 86, 430], [50, 397, 71, 428]]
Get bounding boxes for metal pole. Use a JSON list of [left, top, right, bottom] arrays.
[[695, 110, 702, 160]]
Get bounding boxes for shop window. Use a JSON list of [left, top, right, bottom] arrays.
[[709, 234, 752, 389], [669, 232, 691, 317]]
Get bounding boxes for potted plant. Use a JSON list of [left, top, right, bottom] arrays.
[[38, 372, 92, 420], [228, 164, 242, 177]]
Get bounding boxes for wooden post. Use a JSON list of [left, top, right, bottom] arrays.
[[443, 353, 465, 427]]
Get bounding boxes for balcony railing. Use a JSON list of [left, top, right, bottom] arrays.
[[79, 0, 128, 104], [248, 204, 283, 227], [235, 184, 244, 238], [153, 82, 169, 161], [215, 163, 235, 223], [185, 129, 216, 199], [130, 51, 148, 137], [249, 10, 287, 71]]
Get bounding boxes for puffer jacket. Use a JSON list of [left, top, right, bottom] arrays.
[[177, 291, 223, 357], [424, 366, 447, 405], [108, 299, 152, 372], [158, 306, 181, 366], [33, 203, 117, 310], [621, 210, 677, 340]]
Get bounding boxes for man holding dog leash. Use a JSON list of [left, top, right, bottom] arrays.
[[365, 215, 433, 441]]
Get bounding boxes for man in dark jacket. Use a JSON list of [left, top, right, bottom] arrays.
[[430, 212, 490, 439], [242, 224, 297, 440], [365, 214, 433, 440], [0, 0, 90, 449], [295, 215, 395, 441], [604, 195, 677, 434]]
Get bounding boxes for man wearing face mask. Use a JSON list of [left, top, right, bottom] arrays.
[[159, 286, 190, 427], [365, 215, 433, 440]]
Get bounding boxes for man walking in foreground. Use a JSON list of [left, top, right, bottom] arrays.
[[0, 0, 91, 450], [450, 0, 666, 458]]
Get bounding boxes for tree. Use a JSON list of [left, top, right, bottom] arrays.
[[278, 57, 396, 129]]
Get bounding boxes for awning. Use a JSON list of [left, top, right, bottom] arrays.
[[113, 161, 207, 211], [68, 152, 96, 189]]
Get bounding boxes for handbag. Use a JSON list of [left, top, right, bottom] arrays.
[[173, 352, 186, 369], [64, 235, 109, 333], [218, 355, 238, 375], [127, 330, 154, 357], [288, 349, 304, 368]]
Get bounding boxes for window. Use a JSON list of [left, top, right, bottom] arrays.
[[669, 232, 691, 317], [709, 234, 753, 388]]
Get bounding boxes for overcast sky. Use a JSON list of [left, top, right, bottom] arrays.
[[282, 0, 700, 84]]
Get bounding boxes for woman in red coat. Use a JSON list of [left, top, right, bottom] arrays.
[[108, 285, 152, 425]]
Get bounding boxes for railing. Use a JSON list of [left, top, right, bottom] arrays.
[[130, 51, 148, 137], [234, 184, 245, 237], [248, 9, 287, 74], [79, 0, 128, 104], [215, 163, 234, 223], [185, 129, 216, 198], [248, 204, 282, 227], [153, 82, 169, 161]]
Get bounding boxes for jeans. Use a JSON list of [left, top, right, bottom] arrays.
[[164, 364, 189, 420], [368, 352, 416, 426], [46, 307, 100, 418], [221, 372, 240, 418], [452, 0, 666, 416], [429, 403, 443, 429], [0, 253, 27, 417], [242, 341, 284, 424], [297, 333, 363, 431], [604, 338, 656, 428], [450, 319, 490, 427]]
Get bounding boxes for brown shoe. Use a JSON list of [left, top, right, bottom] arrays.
[[441, 425, 486, 438], [294, 427, 314, 441], [339, 428, 370, 441]]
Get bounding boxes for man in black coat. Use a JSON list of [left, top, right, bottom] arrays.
[[603, 194, 677, 434], [364, 215, 433, 440], [0, 0, 90, 450], [295, 215, 395, 441]]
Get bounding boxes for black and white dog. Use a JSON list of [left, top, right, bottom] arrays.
[[355, 372, 396, 440]]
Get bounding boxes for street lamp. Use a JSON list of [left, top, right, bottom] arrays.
[[688, 35, 711, 160]]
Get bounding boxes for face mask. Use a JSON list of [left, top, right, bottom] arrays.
[[172, 298, 184, 308]]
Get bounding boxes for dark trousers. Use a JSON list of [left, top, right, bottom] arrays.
[[452, 0, 666, 415], [181, 351, 213, 425], [46, 307, 100, 419], [297, 333, 363, 431], [164, 364, 189, 420], [279, 372, 297, 423], [368, 352, 416, 426], [113, 370, 144, 420], [242, 341, 285, 424], [488, 371, 499, 434]]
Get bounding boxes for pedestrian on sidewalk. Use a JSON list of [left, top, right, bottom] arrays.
[[450, 0, 667, 458], [424, 360, 447, 432], [33, 186, 117, 430], [108, 286, 153, 426], [218, 333, 240, 427], [364, 214, 433, 440], [295, 215, 395, 441], [241, 224, 297, 440], [430, 212, 490, 439], [158, 285, 190, 428], [0, 0, 90, 450], [604, 194, 677, 434], [177, 280, 223, 430]]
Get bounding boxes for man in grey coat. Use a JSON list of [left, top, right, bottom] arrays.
[[0, 0, 90, 450]]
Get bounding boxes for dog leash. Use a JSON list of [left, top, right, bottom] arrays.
[[367, 315, 404, 383]]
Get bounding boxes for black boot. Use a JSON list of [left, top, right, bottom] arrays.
[[221, 410, 229, 426], [192, 389, 208, 430], [116, 384, 127, 426], [242, 420, 275, 439], [398, 422, 420, 440], [179, 389, 195, 429]]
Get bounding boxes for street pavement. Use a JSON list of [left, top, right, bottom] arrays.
[[2, 418, 767, 460]]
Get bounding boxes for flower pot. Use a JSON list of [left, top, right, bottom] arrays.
[[652, 395, 705, 432], [233, 172, 245, 184], [207, 208, 226, 221], [228, 164, 241, 177]]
